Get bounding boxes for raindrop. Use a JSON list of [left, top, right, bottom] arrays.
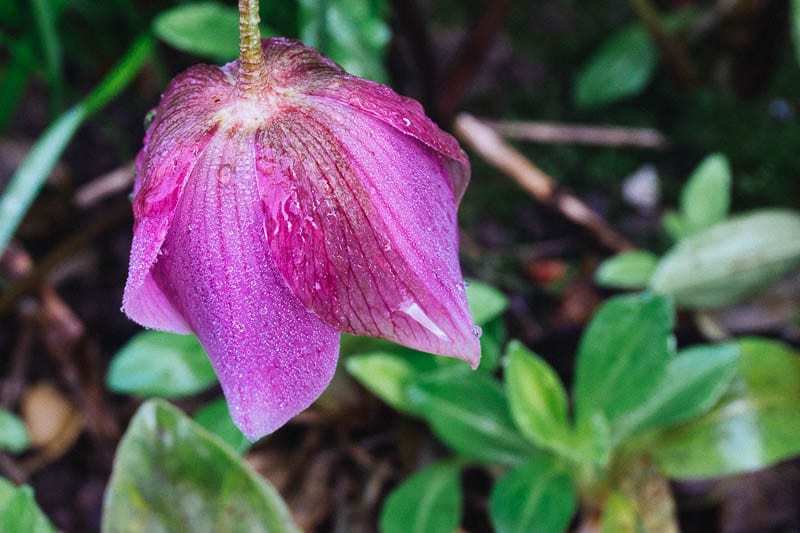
[[462, 279, 471, 288], [472, 325, 482, 338], [217, 164, 233, 186]]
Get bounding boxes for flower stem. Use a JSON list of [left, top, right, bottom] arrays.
[[236, 0, 267, 96]]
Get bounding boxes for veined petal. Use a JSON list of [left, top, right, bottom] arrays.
[[255, 106, 480, 368], [123, 65, 233, 332], [307, 77, 470, 203], [225, 39, 470, 202], [151, 131, 340, 440]]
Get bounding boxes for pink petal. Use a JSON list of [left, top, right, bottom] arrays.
[[254, 105, 480, 368], [123, 65, 233, 332], [150, 131, 340, 440], [305, 77, 469, 203]]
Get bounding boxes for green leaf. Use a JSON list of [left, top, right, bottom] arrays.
[[574, 293, 674, 427], [650, 209, 800, 308], [153, 3, 273, 62], [0, 35, 154, 255], [466, 279, 509, 326], [505, 341, 573, 457], [107, 331, 218, 398], [601, 492, 643, 533], [595, 251, 659, 289], [32, 0, 65, 112], [298, 0, 390, 82], [379, 462, 462, 533], [0, 479, 55, 533], [653, 338, 800, 479], [489, 457, 577, 533], [408, 371, 534, 466], [662, 210, 687, 242], [477, 316, 505, 373], [103, 400, 299, 533], [0, 409, 30, 453], [194, 398, 250, 454], [345, 350, 437, 414], [792, 0, 800, 64], [574, 25, 657, 109], [680, 153, 731, 235], [616, 344, 738, 443]]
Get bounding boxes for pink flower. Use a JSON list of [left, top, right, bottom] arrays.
[[122, 38, 479, 440]]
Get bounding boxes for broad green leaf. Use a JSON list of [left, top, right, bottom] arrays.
[[345, 350, 437, 414], [103, 400, 299, 533], [573, 411, 612, 467], [680, 153, 731, 235], [662, 210, 687, 242], [298, 0, 390, 82], [107, 331, 217, 399], [0, 479, 55, 533], [489, 457, 577, 533], [601, 492, 643, 533], [477, 317, 505, 373], [153, 3, 275, 62], [574, 293, 674, 427], [650, 210, 800, 308], [194, 398, 250, 454], [505, 341, 572, 457], [574, 25, 657, 109], [595, 251, 659, 289], [653, 338, 800, 479], [466, 279, 509, 326], [379, 462, 462, 533], [615, 344, 738, 443], [0, 409, 30, 453], [0, 35, 154, 255], [408, 371, 533, 466]]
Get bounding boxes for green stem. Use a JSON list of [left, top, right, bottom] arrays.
[[236, 0, 267, 96]]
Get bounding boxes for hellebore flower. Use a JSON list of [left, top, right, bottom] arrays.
[[122, 35, 479, 440]]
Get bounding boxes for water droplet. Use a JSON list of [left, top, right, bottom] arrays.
[[472, 325, 483, 338], [402, 117, 411, 127], [462, 279, 471, 288], [217, 164, 233, 186], [398, 301, 449, 341]]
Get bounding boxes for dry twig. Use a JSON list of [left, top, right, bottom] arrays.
[[454, 113, 634, 253], [485, 119, 669, 149]]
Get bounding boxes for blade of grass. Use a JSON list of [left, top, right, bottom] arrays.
[[0, 35, 154, 255], [31, 0, 65, 113]]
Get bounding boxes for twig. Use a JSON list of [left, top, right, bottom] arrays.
[[629, 0, 697, 87], [484, 119, 669, 149], [73, 160, 135, 208], [438, 0, 514, 119], [0, 202, 129, 315], [454, 113, 634, 253]]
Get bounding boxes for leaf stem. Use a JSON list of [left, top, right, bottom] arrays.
[[236, 0, 267, 96]]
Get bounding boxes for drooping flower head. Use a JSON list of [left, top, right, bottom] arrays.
[[123, 5, 478, 440]]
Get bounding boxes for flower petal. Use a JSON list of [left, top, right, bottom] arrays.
[[123, 65, 233, 332], [255, 106, 480, 367], [227, 39, 469, 202], [151, 131, 340, 440]]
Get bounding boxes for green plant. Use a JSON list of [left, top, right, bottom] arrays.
[[350, 291, 800, 532]]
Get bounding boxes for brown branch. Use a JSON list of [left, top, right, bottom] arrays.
[[484, 119, 669, 149], [454, 113, 634, 253], [629, 0, 697, 87], [73, 161, 135, 208]]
